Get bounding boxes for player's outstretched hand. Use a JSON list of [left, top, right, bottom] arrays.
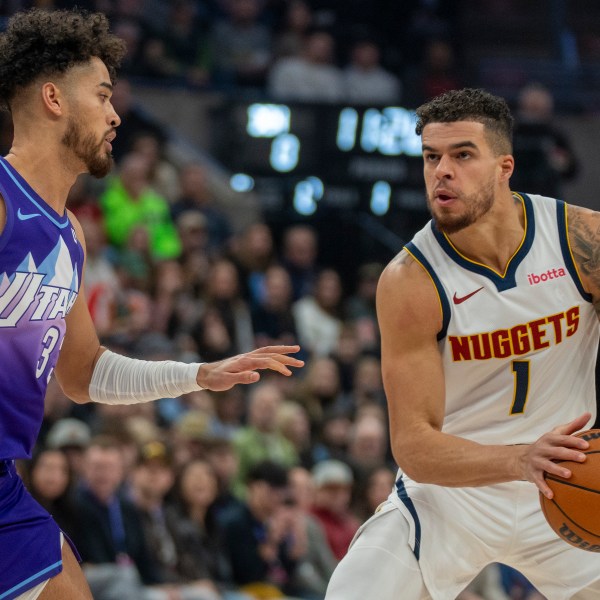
[[520, 412, 591, 499], [196, 345, 304, 392]]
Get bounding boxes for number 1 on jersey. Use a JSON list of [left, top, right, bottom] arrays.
[[510, 360, 530, 415]]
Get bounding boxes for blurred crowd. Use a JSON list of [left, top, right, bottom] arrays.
[[1, 0, 462, 107]]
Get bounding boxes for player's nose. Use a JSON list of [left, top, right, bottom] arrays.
[[109, 107, 121, 129], [435, 154, 454, 179]]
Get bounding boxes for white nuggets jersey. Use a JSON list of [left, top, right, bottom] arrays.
[[406, 193, 599, 445]]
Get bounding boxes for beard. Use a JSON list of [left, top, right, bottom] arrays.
[[427, 178, 495, 234], [61, 115, 113, 179]]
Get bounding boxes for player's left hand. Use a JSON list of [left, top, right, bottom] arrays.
[[196, 345, 304, 391], [520, 412, 591, 499]]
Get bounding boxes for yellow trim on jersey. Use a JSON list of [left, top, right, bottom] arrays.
[[441, 193, 527, 278]]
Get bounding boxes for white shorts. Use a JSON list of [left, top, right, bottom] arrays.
[[327, 477, 600, 600]]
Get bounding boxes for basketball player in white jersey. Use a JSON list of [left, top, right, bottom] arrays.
[[325, 88, 600, 599]]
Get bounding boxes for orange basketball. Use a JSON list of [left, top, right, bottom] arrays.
[[540, 428, 600, 552]]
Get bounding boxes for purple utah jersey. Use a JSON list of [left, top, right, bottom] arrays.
[[0, 156, 83, 460]]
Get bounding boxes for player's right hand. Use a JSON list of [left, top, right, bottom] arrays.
[[196, 345, 304, 391]]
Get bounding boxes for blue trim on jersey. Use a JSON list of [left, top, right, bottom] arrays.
[[431, 193, 535, 292], [0, 560, 62, 599], [405, 241, 451, 340], [395, 477, 421, 560], [0, 158, 69, 230], [556, 200, 593, 303]]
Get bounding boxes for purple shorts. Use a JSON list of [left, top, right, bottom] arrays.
[[0, 460, 79, 599]]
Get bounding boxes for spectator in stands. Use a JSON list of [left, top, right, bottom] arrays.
[[287, 466, 338, 599], [130, 441, 224, 599], [343, 262, 383, 354], [310, 407, 353, 472], [293, 268, 344, 358], [171, 162, 233, 254], [232, 382, 299, 496], [130, 131, 180, 203], [143, 0, 212, 87], [343, 38, 402, 105], [149, 259, 187, 336], [209, 0, 273, 89], [511, 81, 580, 198], [273, 0, 314, 60], [348, 355, 386, 410], [25, 448, 80, 540], [204, 436, 245, 522], [310, 459, 360, 561], [268, 29, 345, 103], [191, 258, 254, 360], [112, 17, 146, 78], [45, 417, 92, 483], [78, 216, 121, 337], [293, 356, 348, 429], [346, 414, 390, 479], [404, 38, 462, 106], [220, 460, 307, 598], [280, 224, 319, 301], [277, 400, 314, 470], [228, 222, 277, 305], [351, 464, 396, 524], [251, 264, 299, 349], [330, 324, 363, 395], [100, 151, 182, 260], [108, 78, 167, 163], [72, 436, 165, 599]]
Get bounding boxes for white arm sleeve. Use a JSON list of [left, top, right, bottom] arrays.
[[89, 350, 204, 405]]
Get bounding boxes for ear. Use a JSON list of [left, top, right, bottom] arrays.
[[40, 81, 65, 117], [498, 154, 514, 182]]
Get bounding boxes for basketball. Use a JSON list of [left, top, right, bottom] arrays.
[[540, 429, 600, 552]]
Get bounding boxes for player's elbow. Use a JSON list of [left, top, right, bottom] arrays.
[[391, 439, 432, 484], [56, 377, 92, 404]]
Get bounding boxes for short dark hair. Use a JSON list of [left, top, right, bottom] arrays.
[[0, 8, 125, 110], [415, 88, 514, 155], [247, 460, 289, 488]]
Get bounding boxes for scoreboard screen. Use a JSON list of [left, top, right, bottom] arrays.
[[210, 101, 428, 218]]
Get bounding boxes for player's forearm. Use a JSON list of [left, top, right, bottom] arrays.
[[88, 349, 203, 404], [392, 429, 525, 487]]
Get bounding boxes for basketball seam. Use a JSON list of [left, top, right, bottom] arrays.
[[544, 496, 600, 540], [545, 474, 600, 495]]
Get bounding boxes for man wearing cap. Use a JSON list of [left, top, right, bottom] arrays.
[[310, 460, 360, 561], [130, 441, 223, 600]]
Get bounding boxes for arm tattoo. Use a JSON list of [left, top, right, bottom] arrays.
[[568, 206, 600, 315]]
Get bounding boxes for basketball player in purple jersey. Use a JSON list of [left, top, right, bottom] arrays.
[[0, 9, 303, 599]]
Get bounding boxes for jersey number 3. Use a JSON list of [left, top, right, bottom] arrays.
[[510, 360, 530, 415], [36, 326, 61, 382]]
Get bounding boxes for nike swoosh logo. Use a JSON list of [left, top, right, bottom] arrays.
[[17, 208, 42, 221], [453, 287, 484, 305]]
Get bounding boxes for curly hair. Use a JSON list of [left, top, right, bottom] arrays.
[[0, 8, 126, 110], [415, 88, 514, 155]]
